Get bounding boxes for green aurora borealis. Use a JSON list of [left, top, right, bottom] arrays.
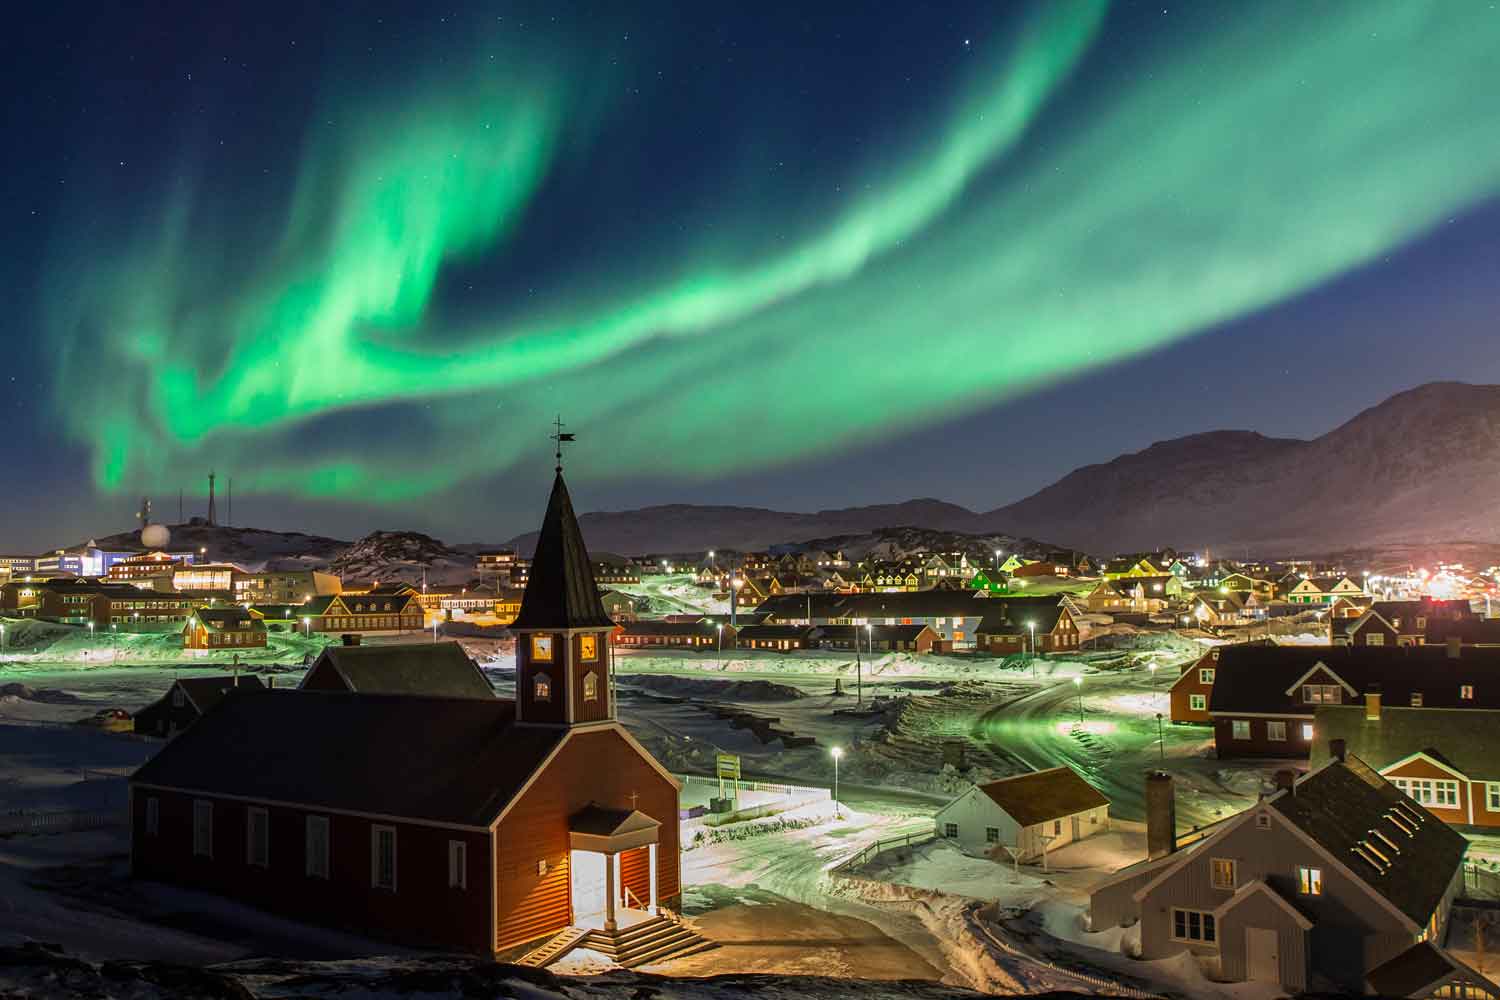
[[41, 2, 1500, 508]]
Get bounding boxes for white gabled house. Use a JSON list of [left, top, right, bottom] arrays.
[[934, 765, 1109, 861]]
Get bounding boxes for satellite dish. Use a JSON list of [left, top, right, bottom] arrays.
[[141, 524, 171, 549]]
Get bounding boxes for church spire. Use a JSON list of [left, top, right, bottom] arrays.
[[511, 464, 613, 632]]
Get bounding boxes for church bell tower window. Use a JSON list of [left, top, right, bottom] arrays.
[[531, 635, 553, 662], [533, 673, 552, 701]]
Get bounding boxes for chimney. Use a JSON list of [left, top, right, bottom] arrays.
[[342, 633, 361, 647], [1365, 684, 1382, 721], [1330, 738, 1346, 762], [1274, 769, 1297, 794], [1448, 637, 1462, 659], [1146, 770, 1177, 859]]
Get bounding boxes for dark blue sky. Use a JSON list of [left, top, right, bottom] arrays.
[[3, 2, 1498, 551]]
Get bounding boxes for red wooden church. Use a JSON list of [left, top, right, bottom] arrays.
[[130, 466, 701, 964]]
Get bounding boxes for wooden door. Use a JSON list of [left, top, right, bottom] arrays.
[[1246, 927, 1279, 983]]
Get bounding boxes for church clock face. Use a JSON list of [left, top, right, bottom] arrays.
[[580, 634, 597, 661], [531, 635, 553, 661]]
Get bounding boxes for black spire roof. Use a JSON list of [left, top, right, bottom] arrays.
[[511, 471, 614, 631]]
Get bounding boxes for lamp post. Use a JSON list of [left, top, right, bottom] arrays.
[[302, 616, 311, 638], [1073, 675, 1084, 723], [831, 746, 843, 817], [1027, 622, 1036, 677], [432, 618, 439, 643], [0, 623, 5, 653], [716, 623, 724, 670], [1155, 712, 1165, 763], [111, 623, 117, 664], [861, 624, 871, 706], [1148, 662, 1158, 706]]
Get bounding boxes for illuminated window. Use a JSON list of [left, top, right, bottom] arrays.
[[1301, 723, 1315, 741], [531, 635, 553, 661], [580, 634, 598, 661], [534, 673, 552, 701], [1231, 720, 1250, 740], [1210, 858, 1237, 890], [1462, 685, 1475, 700], [583, 671, 599, 702], [1267, 721, 1287, 742], [1298, 866, 1323, 895]]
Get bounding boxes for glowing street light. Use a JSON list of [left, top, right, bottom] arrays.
[[302, 616, 311, 638], [1027, 621, 1037, 677], [716, 623, 724, 669], [830, 746, 844, 817]]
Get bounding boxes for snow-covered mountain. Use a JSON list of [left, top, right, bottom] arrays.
[[504, 499, 982, 556], [980, 381, 1500, 553]]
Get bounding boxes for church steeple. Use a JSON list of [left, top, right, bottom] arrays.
[[511, 472, 614, 631], [511, 456, 616, 726]]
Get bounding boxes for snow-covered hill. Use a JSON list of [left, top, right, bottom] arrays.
[[327, 530, 475, 586]]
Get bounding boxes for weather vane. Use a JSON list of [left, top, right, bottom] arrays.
[[551, 415, 576, 472]]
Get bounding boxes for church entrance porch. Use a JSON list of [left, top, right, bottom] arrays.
[[569, 806, 661, 932]]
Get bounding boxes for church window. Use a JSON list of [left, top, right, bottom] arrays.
[[534, 673, 552, 701], [583, 671, 599, 702]]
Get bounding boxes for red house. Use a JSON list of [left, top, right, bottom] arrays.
[[130, 468, 704, 964]]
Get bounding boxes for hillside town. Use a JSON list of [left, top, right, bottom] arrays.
[[8, 3, 1500, 997], [6, 473, 1500, 998]]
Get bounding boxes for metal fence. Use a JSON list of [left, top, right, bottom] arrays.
[[1465, 862, 1500, 901], [0, 808, 123, 835]]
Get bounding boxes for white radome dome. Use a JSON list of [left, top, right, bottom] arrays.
[[140, 524, 171, 549]]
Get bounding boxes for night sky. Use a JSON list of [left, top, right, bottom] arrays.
[[5, 1, 1500, 551]]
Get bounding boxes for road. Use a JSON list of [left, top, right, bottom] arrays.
[[976, 660, 1277, 828]]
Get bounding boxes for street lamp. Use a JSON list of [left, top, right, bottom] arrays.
[[1148, 662, 1159, 704], [1027, 621, 1036, 677], [716, 623, 724, 669], [1073, 675, 1084, 723], [830, 746, 844, 817], [432, 618, 439, 643], [861, 624, 871, 705], [302, 616, 311, 638]]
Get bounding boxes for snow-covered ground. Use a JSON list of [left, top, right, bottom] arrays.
[[609, 573, 728, 615]]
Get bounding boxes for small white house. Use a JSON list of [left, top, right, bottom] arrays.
[[934, 765, 1109, 860]]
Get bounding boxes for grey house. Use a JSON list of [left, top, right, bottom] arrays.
[[1090, 750, 1491, 996]]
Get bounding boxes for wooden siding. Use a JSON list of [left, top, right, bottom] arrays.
[[1216, 889, 1309, 989], [131, 789, 493, 953], [570, 632, 610, 725], [516, 632, 569, 725], [493, 726, 680, 952], [1170, 650, 1217, 724], [1384, 757, 1475, 827], [1136, 807, 1414, 992], [620, 845, 650, 906], [1212, 715, 1315, 758]]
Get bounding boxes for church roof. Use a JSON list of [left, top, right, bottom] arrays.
[[132, 690, 564, 828], [511, 472, 615, 631], [301, 641, 494, 699]]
